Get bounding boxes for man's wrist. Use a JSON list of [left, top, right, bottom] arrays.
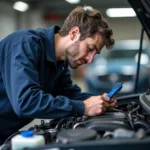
[[83, 100, 88, 115]]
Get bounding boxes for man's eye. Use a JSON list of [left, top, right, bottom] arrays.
[[96, 51, 100, 55], [89, 47, 99, 54]]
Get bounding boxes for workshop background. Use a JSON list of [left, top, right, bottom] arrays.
[[0, 0, 150, 128]]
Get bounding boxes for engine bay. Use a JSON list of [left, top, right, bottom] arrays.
[[2, 92, 150, 150], [31, 103, 150, 144]]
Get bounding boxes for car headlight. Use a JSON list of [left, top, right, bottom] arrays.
[[122, 66, 136, 75], [135, 53, 149, 65]]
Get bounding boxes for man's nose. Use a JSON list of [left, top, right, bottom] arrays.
[[86, 53, 95, 64]]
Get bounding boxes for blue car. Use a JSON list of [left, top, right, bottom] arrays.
[[84, 40, 150, 96]]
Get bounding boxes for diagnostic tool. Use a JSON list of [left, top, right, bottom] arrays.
[[107, 82, 123, 98]]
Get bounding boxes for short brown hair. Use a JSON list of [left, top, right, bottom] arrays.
[[59, 6, 114, 49]]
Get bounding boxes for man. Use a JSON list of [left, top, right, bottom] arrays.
[[0, 6, 115, 144]]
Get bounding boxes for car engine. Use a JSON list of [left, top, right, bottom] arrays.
[[26, 94, 150, 142], [2, 92, 150, 150], [29, 102, 150, 145]]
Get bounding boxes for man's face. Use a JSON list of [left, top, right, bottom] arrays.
[[65, 31, 105, 69]]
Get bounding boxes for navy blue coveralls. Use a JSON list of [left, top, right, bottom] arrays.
[[0, 25, 93, 143]]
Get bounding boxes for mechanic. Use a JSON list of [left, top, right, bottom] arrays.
[[0, 6, 116, 144]]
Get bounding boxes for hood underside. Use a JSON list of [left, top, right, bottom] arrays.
[[128, 0, 150, 39]]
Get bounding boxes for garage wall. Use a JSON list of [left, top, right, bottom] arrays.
[[0, 2, 16, 40], [0, 1, 149, 41]]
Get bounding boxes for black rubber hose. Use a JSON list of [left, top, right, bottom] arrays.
[[133, 120, 150, 129]]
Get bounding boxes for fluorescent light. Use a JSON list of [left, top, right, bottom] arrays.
[[106, 8, 136, 18], [65, 0, 80, 4], [13, 1, 29, 12]]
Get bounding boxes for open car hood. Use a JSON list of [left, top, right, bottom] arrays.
[[128, 0, 150, 39]]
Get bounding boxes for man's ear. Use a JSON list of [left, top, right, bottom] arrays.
[[69, 26, 80, 41]]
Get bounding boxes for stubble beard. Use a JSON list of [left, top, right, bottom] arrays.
[[65, 40, 80, 69]]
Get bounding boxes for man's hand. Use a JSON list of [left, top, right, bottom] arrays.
[[83, 93, 117, 116], [103, 93, 117, 111]]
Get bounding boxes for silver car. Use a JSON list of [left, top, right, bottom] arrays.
[[84, 40, 150, 96]]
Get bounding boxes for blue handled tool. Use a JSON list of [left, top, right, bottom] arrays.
[[107, 82, 123, 98]]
